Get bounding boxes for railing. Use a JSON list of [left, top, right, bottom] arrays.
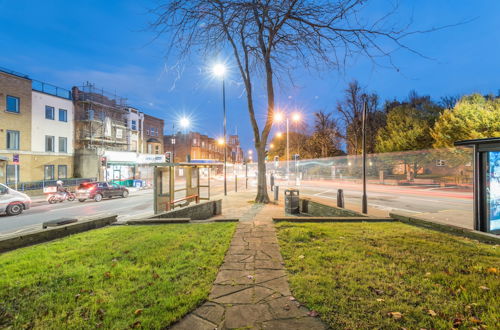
[[32, 80, 72, 99], [7, 178, 97, 191]]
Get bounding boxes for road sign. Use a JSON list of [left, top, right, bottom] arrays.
[[13, 154, 19, 164]]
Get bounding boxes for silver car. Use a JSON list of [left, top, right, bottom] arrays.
[[0, 183, 31, 216]]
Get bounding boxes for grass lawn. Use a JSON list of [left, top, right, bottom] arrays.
[[0, 223, 235, 329], [276, 222, 499, 329]]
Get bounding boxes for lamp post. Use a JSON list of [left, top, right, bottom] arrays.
[[361, 101, 368, 214], [171, 117, 190, 163], [213, 64, 228, 195], [274, 112, 301, 185]]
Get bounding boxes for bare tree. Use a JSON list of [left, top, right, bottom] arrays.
[[337, 80, 382, 154], [149, 0, 448, 202], [307, 111, 343, 158]]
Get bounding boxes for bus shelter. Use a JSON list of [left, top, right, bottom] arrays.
[[455, 138, 500, 234], [153, 162, 220, 214]]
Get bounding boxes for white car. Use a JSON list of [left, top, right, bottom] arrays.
[[0, 183, 31, 216]]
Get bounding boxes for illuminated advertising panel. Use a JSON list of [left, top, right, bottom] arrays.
[[486, 151, 500, 232]]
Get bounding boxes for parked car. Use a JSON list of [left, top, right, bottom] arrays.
[[0, 183, 31, 216], [76, 182, 129, 202]]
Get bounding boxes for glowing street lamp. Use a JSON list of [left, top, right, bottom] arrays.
[[213, 63, 228, 195], [273, 111, 302, 183], [171, 116, 191, 163]]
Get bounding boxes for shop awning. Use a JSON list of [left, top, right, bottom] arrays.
[[0, 155, 8, 161]]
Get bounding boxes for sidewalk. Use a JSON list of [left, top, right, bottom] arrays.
[[171, 191, 326, 330]]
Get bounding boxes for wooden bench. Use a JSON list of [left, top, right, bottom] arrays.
[[167, 194, 199, 210]]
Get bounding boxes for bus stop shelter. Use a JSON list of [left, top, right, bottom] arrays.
[[153, 162, 221, 214], [455, 138, 500, 234]]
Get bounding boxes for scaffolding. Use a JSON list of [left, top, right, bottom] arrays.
[[73, 82, 131, 151]]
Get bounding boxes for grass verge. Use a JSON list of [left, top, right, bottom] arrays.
[[0, 223, 236, 329], [276, 222, 499, 329]]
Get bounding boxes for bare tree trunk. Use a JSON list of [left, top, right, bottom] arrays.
[[255, 144, 269, 203]]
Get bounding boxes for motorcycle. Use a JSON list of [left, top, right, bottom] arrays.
[[47, 192, 76, 204]]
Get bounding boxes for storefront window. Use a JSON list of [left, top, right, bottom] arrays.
[[58, 165, 67, 179], [44, 165, 55, 180], [6, 165, 19, 184]]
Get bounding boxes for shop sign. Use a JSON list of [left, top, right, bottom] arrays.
[[137, 154, 165, 164]]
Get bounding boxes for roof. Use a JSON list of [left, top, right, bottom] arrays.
[[454, 137, 500, 146]]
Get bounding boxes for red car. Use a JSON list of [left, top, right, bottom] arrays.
[[76, 182, 129, 202]]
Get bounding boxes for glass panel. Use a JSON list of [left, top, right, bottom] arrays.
[[59, 109, 67, 122], [44, 165, 54, 180], [45, 106, 55, 120], [6, 165, 19, 184], [486, 151, 500, 232], [45, 136, 54, 152], [58, 165, 67, 179], [58, 137, 67, 153], [6, 96, 19, 113], [6, 130, 20, 150]]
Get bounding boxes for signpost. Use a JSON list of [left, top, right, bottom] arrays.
[[13, 154, 19, 190]]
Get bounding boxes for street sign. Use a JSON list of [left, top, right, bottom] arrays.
[[165, 152, 172, 163], [13, 154, 19, 164]]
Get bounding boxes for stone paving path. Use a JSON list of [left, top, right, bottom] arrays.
[[171, 203, 326, 330]]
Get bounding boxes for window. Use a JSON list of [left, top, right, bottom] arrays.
[[146, 128, 150, 136], [155, 145, 159, 154], [6, 130, 20, 150], [6, 95, 20, 113], [45, 136, 55, 152], [58, 137, 67, 153], [44, 165, 55, 180], [6, 165, 19, 184], [116, 129, 123, 139], [45, 106, 55, 120], [59, 109, 68, 122], [58, 165, 67, 179], [193, 138, 197, 146], [131, 120, 137, 130], [436, 160, 446, 167]]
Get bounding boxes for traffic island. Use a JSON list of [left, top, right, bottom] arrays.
[[0, 213, 117, 253]]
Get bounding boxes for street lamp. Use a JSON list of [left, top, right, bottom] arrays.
[[274, 111, 301, 184], [171, 116, 190, 163], [213, 63, 228, 195]]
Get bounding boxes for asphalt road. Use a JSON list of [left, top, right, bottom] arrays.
[[290, 179, 473, 214], [0, 180, 227, 236], [0, 177, 473, 235]]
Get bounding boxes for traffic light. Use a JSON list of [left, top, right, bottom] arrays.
[[100, 156, 107, 167]]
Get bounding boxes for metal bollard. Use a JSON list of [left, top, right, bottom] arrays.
[[337, 189, 344, 208], [274, 185, 279, 201], [270, 174, 274, 191]]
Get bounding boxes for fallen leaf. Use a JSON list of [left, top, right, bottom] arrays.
[[486, 267, 498, 274], [283, 304, 290, 311], [289, 296, 296, 301], [152, 273, 160, 280], [376, 298, 384, 302], [479, 286, 490, 290], [246, 275, 254, 279], [425, 272, 431, 276], [307, 310, 318, 317], [427, 310, 437, 317], [75, 294, 81, 301], [298, 255, 305, 259], [130, 321, 141, 328], [469, 316, 482, 324], [134, 309, 143, 316], [103, 272, 112, 279], [388, 312, 403, 319]]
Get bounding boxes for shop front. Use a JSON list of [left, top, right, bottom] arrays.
[[103, 151, 165, 187]]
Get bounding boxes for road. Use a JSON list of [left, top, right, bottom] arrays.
[[290, 179, 472, 213], [0, 181, 227, 236], [0, 177, 473, 235]]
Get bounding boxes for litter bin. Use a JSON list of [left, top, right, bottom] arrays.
[[284, 188, 300, 214]]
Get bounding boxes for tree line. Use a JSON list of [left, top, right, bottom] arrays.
[[269, 80, 500, 160]]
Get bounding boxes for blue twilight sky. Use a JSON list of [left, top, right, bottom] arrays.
[[0, 0, 499, 152]]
